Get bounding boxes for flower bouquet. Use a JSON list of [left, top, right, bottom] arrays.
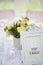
[[4, 17, 29, 49]]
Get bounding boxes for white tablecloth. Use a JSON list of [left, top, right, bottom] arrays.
[[0, 29, 22, 65]]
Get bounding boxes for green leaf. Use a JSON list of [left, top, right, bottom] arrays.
[[24, 17, 29, 21], [24, 23, 28, 28], [4, 26, 8, 32]]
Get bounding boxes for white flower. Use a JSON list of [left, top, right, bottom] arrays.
[[17, 27, 24, 32]]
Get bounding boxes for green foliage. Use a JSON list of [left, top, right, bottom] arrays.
[[24, 23, 28, 28], [4, 26, 8, 32], [5, 23, 20, 38], [24, 17, 29, 21]]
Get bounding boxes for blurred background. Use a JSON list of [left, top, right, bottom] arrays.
[[0, 0, 43, 17]]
